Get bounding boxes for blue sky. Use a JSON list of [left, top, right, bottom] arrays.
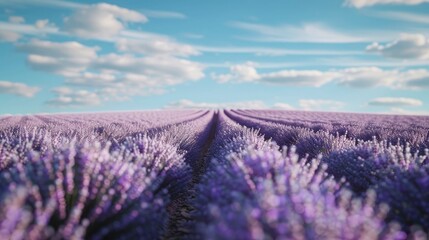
[[0, 0, 428, 115]]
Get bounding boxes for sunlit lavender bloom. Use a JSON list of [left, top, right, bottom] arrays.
[[323, 140, 429, 193], [375, 164, 429, 232], [194, 145, 405, 239]]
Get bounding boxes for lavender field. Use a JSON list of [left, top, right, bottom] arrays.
[[0, 110, 428, 239]]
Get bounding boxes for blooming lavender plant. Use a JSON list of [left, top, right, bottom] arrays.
[[323, 140, 429, 193], [0, 135, 189, 239]]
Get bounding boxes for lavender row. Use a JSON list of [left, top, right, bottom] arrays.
[[0, 135, 189, 239], [323, 140, 429, 231], [188, 111, 408, 239], [235, 110, 429, 152], [228, 110, 429, 233], [226, 110, 355, 159], [0, 110, 207, 147], [0, 111, 217, 239], [0, 111, 212, 169]]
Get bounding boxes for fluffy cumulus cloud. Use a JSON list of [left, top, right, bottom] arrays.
[[47, 87, 101, 106], [368, 97, 423, 107], [16, 38, 204, 106], [213, 63, 338, 87], [212, 62, 259, 83], [393, 69, 429, 89], [16, 38, 203, 81], [64, 72, 167, 102], [373, 11, 429, 25], [388, 108, 429, 115], [405, 74, 429, 88], [13, 34, 204, 106], [63, 3, 147, 39], [35, 19, 54, 29], [273, 103, 295, 110], [367, 34, 429, 60], [258, 70, 338, 87], [0, 31, 21, 42], [141, 9, 187, 19], [93, 54, 204, 84], [65, 71, 117, 87], [0, 21, 59, 40], [69, 55, 203, 101], [166, 100, 344, 112], [337, 67, 397, 88], [17, 39, 98, 77], [345, 0, 429, 8], [0, 81, 40, 97], [8, 16, 25, 24], [231, 22, 366, 43], [116, 38, 200, 57], [214, 64, 429, 90], [338, 68, 429, 89], [166, 99, 268, 109], [299, 99, 346, 111]]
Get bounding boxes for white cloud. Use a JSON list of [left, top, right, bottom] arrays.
[[22, 50, 203, 105], [231, 22, 366, 43], [93, 54, 204, 84], [405, 73, 429, 88], [16, 37, 204, 105], [0, 81, 40, 97], [0, 21, 59, 38], [209, 57, 429, 69], [63, 3, 147, 39], [47, 87, 101, 106], [334, 67, 429, 89], [166, 99, 268, 109], [0, 0, 84, 9], [0, 30, 20, 42], [388, 69, 429, 89], [273, 103, 295, 110], [34, 19, 54, 29], [116, 38, 200, 57], [372, 11, 429, 25], [367, 34, 429, 60], [258, 70, 338, 87], [388, 107, 429, 115], [8, 16, 25, 24], [141, 9, 186, 19], [65, 72, 117, 86], [64, 71, 167, 102], [337, 67, 397, 88], [212, 62, 259, 83], [17, 39, 98, 76], [212, 63, 338, 87], [166, 99, 347, 112], [345, 0, 429, 8], [196, 45, 362, 56], [167, 99, 344, 111], [299, 99, 346, 111], [213, 64, 429, 89], [368, 97, 423, 107], [118, 30, 174, 41], [18, 39, 98, 59]]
